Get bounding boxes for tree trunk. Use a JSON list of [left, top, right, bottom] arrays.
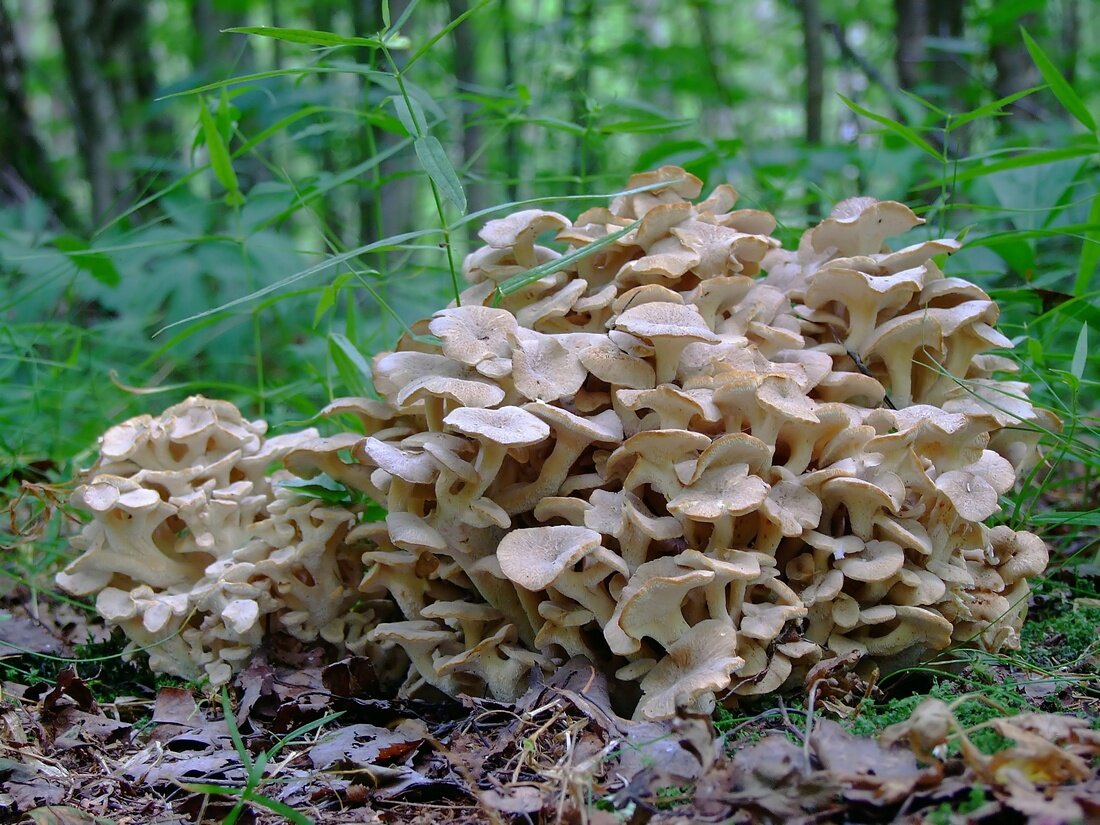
[[892, 0, 928, 91], [53, 0, 124, 225], [801, 0, 824, 218], [928, 0, 965, 110], [0, 0, 79, 225], [802, 0, 824, 145], [500, 0, 519, 202], [566, 0, 596, 182], [447, 0, 487, 228], [1061, 0, 1078, 84], [990, 8, 1047, 122]]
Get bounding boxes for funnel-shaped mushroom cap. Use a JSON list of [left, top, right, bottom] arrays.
[[496, 526, 604, 591], [479, 209, 571, 268], [934, 450, 1016, 522], [637, 620, 744, 720], [604, 556, 715, 655], [444, 406, 550, 447], [810, 198, 922, 257], [429, 305, 518, 367]]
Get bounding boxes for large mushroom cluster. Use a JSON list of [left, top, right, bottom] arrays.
[[60, 168, 1054, 719], [56, 397, 377, 685]]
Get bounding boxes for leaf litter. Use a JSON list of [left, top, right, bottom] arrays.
[[0, 637, 1094, 823]]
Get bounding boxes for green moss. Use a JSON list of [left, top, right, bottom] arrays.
[[1020, 604, 1100, 668], [849, 678, 1030, 756]]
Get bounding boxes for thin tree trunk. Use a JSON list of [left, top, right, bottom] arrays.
[[991, 8, 1047, 122], [690, 0, 734, 109], [0, 0, 79, 225], [929, 0, 966, 111], [801, 0, 824, 218], [1061, 0, 1078, 84], [500, 0, 519, 202], [802, 0, 824, 145], [892, 0, 927, 90], [566, 0, 596, 182], [351, 0, 385, 247], [53, 0, 124, 225], [447, 0, 487, 227]]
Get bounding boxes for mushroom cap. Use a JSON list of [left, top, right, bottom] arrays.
[[509, 329, 589, 402], [810, 197, 922, 257], [637, 620, 744, 720], [496, 526, 604, 591], [444, 406, 551, 447], [523, 402, 624, 444], [429, 305, 518, 367], [478, 209, 570, 249], [836, 540, 906, 582], [614, 301, 720, 346], [396, 375, 506, 410]]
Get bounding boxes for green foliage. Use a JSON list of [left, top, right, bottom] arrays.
[[1020, 603, 1100, 667], [182, 687, 342, 825], [849, 678, 1032, 756]]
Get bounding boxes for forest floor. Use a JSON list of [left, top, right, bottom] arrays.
[[0, 498, 1097, 825]]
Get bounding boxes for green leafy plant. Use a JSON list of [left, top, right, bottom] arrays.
[[183, 687, 343, 825]]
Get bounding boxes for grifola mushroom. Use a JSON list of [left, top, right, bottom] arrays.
[[57, 397, 375, 685], [62, 170, 1054, 720]]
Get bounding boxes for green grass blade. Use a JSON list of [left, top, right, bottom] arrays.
[[1071, 324, 1088, 381], [154, 228, 437, 335], [838, 93, 944, 161], [223, 25, 397, 49], [243, 793, 316, 825], [948, 85, 1046, 131], [1074, 194, 1100, 296], [496, 218, 641, 298], [1021, 28, 1097, 133], [198, 99, 243, 206], [220, 686, 254, 774]]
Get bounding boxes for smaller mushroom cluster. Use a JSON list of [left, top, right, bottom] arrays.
[[57, 396, 376, 685]]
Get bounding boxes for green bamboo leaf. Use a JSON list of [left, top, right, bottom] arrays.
[[497, 218, 642, 298], [1074, 194, 1100, 296], [948, 86, 1046, 131], [919, 146, 1098, 189], [1021, 28, 1097, 133], [838, 93, 945, 161], [390, 94, 428, 136], [224, 25, 408, 50], [243, 794, 316, 825], [198, 99, 243, 206], [329, 332, 373, 396], [414, 136, 466, 213], [1071, 324, 1088, 381], [53, 236, 120, 287]]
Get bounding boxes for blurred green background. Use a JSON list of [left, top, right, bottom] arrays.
[[0, 0, 1097, 502]]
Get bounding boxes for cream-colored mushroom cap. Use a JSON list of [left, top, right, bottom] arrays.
[[429, 305, 517, 367], [636, 620, 744, 720], [478, 209, 570, 268], [810, 197, 922, 257], [444, 406, 550, 448], [496, 526, 605, 591], [509, 328, 589, 402], [836, 540, 906, 582], [604, 556, 714, 655], [613, 302, 720, 384]]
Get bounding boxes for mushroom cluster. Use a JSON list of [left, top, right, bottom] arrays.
[[60, 168, 1054, 719], [57, 396, 376, 685]]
